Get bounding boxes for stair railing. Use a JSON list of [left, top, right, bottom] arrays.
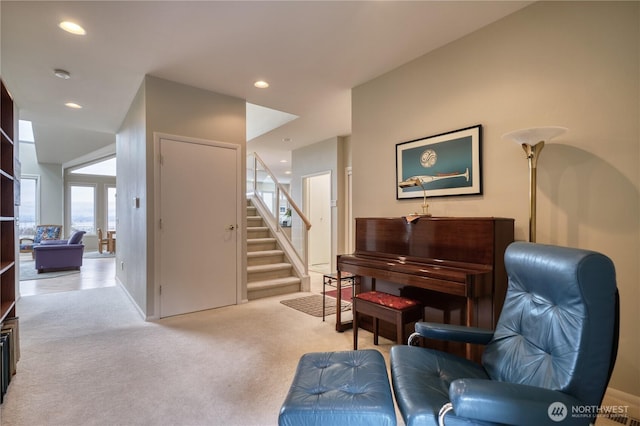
[[247, 152, 312, 275]]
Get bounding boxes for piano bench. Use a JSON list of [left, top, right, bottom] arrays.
[[353, 291, 423, 350]]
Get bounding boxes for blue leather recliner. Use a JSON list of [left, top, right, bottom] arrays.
[[390, 242, 619, 426]]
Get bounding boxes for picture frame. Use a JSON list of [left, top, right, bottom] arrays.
[[396, 124, 482, 199]]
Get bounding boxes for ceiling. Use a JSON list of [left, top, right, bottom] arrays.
[[1, 1, 531, 179]]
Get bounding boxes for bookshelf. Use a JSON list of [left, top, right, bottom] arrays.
[[1, 78, 19, 402], [0, 78, 16, 322]]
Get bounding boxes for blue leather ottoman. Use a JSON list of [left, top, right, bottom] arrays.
[[279, 350, 396, 426]]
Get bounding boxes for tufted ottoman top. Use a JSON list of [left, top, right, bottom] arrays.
[[279, 350, 396, 426]]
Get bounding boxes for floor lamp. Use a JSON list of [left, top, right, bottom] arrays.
[[502, 126, 567, 242]]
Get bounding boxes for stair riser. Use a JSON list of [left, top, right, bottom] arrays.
[[247, 229, 270, 239], [247, 217, 263, 227], [248, 254, 285, 266], [248, 241, 277, 251], [248, 282, 301, 300], [248, 268, 293, 282]]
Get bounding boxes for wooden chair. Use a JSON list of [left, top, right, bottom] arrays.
[[97, 228, 109, 253]]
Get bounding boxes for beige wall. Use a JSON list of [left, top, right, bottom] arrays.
[[116, 75, 246, 318], [352, 1, 639, 396], [291, 136, 349, 271]]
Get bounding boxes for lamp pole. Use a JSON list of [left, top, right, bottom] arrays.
[[522, 141, 544, 243], [503, 126, 567, 244]]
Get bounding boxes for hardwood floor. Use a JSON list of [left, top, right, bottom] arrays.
[[19, 252, 116, 296]]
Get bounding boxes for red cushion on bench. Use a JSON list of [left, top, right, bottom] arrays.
[[355, 291, 420, 310]]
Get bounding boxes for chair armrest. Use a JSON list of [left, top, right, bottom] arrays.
[[414, 322, 494, 345], [19, 237, 35, 244], [39, 239, 69, 245], [448, 378, 585, 426], [34, 244, 84, 252]]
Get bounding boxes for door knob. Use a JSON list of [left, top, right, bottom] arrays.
[[226, 224, 236, 230]]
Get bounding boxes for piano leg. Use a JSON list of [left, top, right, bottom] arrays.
[[336, 271, 342, 331], [466, 296, 474, 359]]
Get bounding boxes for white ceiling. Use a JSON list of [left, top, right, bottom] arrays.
[[1, 1, 531, 178]]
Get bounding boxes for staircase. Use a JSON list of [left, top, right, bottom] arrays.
[[247, 200, 301, 300]]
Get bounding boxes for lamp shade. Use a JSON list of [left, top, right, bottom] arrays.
[[502, 126, 568, 145]]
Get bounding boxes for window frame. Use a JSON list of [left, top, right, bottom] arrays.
[[18, 174, 40, 237]]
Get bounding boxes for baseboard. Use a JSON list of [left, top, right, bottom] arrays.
[[597, 388, 640, 425], [115, 277, 152, 321]]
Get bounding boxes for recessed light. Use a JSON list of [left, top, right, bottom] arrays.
[[282, 137, 291, 142], [59, 21, 86, 35], [54, 69, 71, 79], [285, 171, 292, 175], [65, 102, 82, 109], [254, 80, 269, 89], [280, 159, 288, 163]]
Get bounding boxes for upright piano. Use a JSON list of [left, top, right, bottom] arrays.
[[336, 217, 514, 345]]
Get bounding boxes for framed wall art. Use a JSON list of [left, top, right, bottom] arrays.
[[396, 124, 482, 199]]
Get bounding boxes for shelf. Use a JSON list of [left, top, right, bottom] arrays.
[[0, 300, 16, 323], [0, 128, 12, 145], [0, 261, 14, 275], [0, 169, 14, 181]]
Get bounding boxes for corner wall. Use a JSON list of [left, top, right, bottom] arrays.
[[291, 136, 349, 272], [352, 1, 639, 395], [116, 75, 246, 319]]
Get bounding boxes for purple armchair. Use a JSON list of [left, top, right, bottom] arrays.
[[33, 231, 86, 273]]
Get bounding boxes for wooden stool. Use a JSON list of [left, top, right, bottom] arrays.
[[353, 291, 423, 350]]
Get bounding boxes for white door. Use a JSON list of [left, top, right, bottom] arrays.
[[305, 173, 331, 268], [159, 136, 238, 318]]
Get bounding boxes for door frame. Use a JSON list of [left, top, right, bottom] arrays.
[[152, 132, 243, 318]]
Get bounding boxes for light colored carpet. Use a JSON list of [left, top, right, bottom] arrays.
[[0, 287, 397, 426]]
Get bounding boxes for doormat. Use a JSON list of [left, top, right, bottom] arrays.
[[280, 294, 350, 318]]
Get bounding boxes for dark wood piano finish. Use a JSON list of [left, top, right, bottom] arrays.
[[336, 217, 514, 340]]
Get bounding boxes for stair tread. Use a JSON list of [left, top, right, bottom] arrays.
[[247, 276, 301, 289], [248, 263, 292, 272], [248, 237, 276, 243], [247, 250, 284, 257]]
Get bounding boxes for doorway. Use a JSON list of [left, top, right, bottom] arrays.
[[157, 135, 240, 318], [304, 172, 331, 273]]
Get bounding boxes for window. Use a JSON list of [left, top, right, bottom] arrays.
[[70, 185, 96, 233], [19, 176, 38, 236], [71, 157, 116, 176], [107, 186, 116, 231]]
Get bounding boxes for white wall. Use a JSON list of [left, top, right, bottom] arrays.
[[18, 142, 63, 227], [352, 1, 639, 396], [116, 75, 246, 319]]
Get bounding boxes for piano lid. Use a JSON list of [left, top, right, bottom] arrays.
[[354, 216, 514, 266]]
